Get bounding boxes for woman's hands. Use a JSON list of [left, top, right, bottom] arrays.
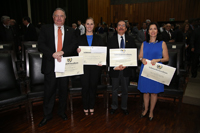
[[77, 48, 81, 53], [142, 58, 160, 65]]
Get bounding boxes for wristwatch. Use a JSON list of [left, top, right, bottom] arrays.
[[140, 58, 143, 61]]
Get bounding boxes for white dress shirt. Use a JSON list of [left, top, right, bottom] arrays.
[[79, 24, 85, 35], [54, 24, 64, 51]]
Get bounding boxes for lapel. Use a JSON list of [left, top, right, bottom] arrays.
[[63, 25, 69, 49], [125, 34, 128, 48], [83, 34, 89, 46], [114, 34, 119, 48], [91, 34, 96, 46], [50, 25, 56, 51]]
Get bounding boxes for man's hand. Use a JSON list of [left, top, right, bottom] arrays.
[[114, 65, 126, 71], [57, 56, 62, 62], [52, 51, 64, 59]]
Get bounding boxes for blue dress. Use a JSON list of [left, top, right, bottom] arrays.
[[137, 41, 164, 94]]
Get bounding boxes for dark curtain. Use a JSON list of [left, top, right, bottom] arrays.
[[0, 0, 28, 26], [31, 0, 88, 26]]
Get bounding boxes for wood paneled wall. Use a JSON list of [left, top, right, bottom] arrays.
[[88, 0, 200, 28]]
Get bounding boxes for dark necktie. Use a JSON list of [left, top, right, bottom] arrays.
[[120, 36, 125, 48]]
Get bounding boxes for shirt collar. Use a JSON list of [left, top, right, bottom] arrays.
[[27, 23, 30, 28], [54, 24, 64, 29], [117, 34, 125, 39]]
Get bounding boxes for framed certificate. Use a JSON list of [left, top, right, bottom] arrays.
[[79, 46, 107, 65], [56, 56, 84, 78], [141, 59, 176, 86], [109, 48, 137, 67]]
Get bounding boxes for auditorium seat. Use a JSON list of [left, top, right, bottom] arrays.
[[0, 52, 28, 118]]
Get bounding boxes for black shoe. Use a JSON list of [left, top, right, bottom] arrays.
[[38, 118, 52, 127], [123, 110, 129, 115], [110, 109, 116, 114], [149, 117, 153, 121], [59, 114, 68, 121], [140, 113, 147, 118]]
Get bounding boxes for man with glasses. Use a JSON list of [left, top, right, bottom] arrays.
[[162, 23, 175, 42], [38, 8, 77, 127], [107, 20, 137, 115]]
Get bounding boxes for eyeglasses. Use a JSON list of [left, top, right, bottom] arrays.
[[118, 24, 125, 27], [54, 15, 65, 18]]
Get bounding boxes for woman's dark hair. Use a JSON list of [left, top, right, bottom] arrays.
[[181, 22, 189, 32], [146, 22, 162, 43]]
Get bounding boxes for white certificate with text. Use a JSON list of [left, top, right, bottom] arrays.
[[109, 48, 137, 67], [79, 46, 107, 65], [56, 56, 84, 78], [141, 60, 176, 86]]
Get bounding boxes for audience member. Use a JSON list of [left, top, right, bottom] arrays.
[[95, 23, 104, 34], [72, 23, 80, 37], [22, 16, 37, 41], [146, 19, 151, 26], [137, 22, 147, 42], [78, 20, 85, 35], [132, 23, 139, 36], [159, 23, 165, 33], [161, 23, 175, 42], [191, 27, 200, 78]]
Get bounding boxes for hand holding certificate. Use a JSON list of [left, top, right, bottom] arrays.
[[109, 48, 137, 67], [141, 59, 176, 86], [79, 46, 107, 65], [55, 56, 84, 78]]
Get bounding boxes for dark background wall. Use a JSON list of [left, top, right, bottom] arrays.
[[88, 0, 200, 28], [0, 0, 88, 26], [0, 0, 28, 26]]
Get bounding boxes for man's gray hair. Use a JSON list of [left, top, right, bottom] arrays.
[[72, 23, 77, 27], [52, 8, 66, 17], [1, 16, 10, 23]]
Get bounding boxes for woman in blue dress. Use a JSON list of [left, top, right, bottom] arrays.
[[138, 22, 169, 121]]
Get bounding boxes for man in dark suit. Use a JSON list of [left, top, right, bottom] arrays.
[[38, 8, 77, 127], [161, 23, 175, 42], [137, 22, 147, 42], [72, 23, 80, 37], [191, 27, 200, 78], [107, 20, 137, 115], [22, 16, 37, 41], [0, 16, 21, 59]]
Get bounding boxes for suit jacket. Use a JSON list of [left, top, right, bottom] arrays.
[[191, 27, 200, 53], [107, 34, 137, 78], [161, 30, 174, 42], [38, 24, 77, 74], [137, 29, 146, 42], [74, 28, 80, 37], [24, 23, 38, 41], [0, 24, 14, 42], [77, 34, 105, 79]]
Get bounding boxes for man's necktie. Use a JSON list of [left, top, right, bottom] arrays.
[[57, 27, 62, 52], [120, 36, 125, 48], [144, 31, 146, 40], [168, 31, 171, 39]]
